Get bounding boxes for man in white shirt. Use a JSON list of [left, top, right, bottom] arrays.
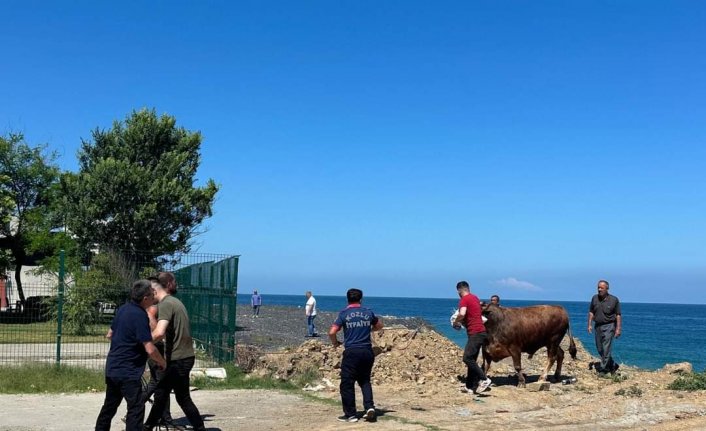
[[305, 291, 318, 337]]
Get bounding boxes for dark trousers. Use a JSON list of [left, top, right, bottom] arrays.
[[142, 358, 172, 422], [95, 376, 144, 431], [145, 356, 204, 429], [253, 305, 260, 316], [340, 347, 375, 417], [463, 332, 488, 390], [594, 322, 616, 372]]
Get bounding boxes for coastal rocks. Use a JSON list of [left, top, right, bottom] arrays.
[[660, 362, 693, 375]]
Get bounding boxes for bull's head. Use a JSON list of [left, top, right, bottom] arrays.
[[482, 303, 503, 328]]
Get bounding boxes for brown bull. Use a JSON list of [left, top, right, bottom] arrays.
[[481, 304, 577, 387]]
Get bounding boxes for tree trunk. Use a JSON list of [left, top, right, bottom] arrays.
[[14, 263, 25, 307]]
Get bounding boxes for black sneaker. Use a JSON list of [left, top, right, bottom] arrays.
[[363, 408, 377, 422], [337, 415, 358, 423]]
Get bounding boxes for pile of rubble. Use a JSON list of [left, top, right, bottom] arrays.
[[254, 324, 609, 395], [255, 325, 466, 395]]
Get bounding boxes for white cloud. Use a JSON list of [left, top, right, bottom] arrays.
[[494, 277, 542, 292]]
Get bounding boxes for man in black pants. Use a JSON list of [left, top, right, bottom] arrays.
[[95, 280, 166, 431], [140, 291, 173, 426], [144, 272, 205, 431], [329, 288, 384, 423]]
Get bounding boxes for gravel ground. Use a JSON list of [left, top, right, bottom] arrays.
[[235, 305, 433, 352]]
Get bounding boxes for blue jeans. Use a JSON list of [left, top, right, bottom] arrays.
[[307, 315, 317, 336]]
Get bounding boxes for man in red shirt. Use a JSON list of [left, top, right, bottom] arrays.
[[452, 280, 492, 394]]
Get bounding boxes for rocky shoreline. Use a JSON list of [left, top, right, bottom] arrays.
[[235, 303, 706, 430]]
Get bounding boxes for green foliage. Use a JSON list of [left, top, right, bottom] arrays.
[[63, 108, 219, 259], [668, 372, 706, 391], [614, 384, 643, 397], [0, 133, 60, 302], [49, 251, 136, 335], [0, 364, 105, 394]]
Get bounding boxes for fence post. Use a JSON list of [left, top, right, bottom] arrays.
[[56, 249, 65, 367]]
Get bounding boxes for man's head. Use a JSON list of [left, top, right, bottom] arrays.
[[148, 271, 177, 302], [346, 288, 363, 304], [253, 290, 258, 295], [131, 279, 155, 310], [597, 280, 609, 297], [306, 291, 312, 299], [490, 295, 500, 305], [456, 281, 470, 298]]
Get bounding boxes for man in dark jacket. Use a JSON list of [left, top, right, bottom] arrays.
[[95, 280, 166, 431]]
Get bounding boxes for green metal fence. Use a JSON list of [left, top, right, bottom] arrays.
[[0, 250, 238, 369]]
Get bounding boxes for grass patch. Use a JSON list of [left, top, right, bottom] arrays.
[[615, 384, 643, 397], [0, 321, 110, 344], [0, 364, 105, 394], [668, 372, 706, 391], [191, 364, 299, 390]]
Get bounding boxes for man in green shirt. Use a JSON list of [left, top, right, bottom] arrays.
[[143, 272, 205, 431]]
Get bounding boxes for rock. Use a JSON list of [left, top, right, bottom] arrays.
[[660, 362, 693, 375]]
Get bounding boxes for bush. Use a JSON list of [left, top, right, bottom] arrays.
[[615, 384, 642, 397], [668, 372, 706, 391]]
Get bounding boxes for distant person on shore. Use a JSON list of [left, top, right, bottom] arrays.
[[251, 290, 262, 317], [329, 288, 383, 423], [305, 291, 318, 337], [588, 279, 622, 375], [490, 295, 500, 306], [95, 280, 166, 431], [452, 281, 492, 395]]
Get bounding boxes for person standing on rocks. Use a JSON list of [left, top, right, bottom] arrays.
[[305, 291, 318, 337], [588, 279, 622, 375], [251, 289, 262, 317], [452, 281, 492, 395], [329, 288, 383, 423]]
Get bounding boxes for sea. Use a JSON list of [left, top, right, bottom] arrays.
[[237, 294, 706, 372]]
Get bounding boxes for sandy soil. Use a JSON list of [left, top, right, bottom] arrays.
[[2, 378, 706, 431]]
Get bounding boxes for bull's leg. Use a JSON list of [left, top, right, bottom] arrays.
[[553, 347, 565, 381], [542, 346, 557, 382], [510, 350, 525, 387], [482, 347, 492, 375]]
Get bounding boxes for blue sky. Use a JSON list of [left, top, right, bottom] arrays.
[[2, 2, 705, 303]]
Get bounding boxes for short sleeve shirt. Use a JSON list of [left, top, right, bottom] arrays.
[[333, 304, 379, 349], [158, 295, 195, 361], [306, 296, 317, 316], [105, 302, 152, 380], [589, 294, 621, 325], [458, 293, 486, 335]]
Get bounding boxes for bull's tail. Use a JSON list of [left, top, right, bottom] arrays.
[[567, 324, 577, 359]]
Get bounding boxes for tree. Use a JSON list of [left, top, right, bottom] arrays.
[[0, 133, 60, 306], [63, 108, 219, 260]]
